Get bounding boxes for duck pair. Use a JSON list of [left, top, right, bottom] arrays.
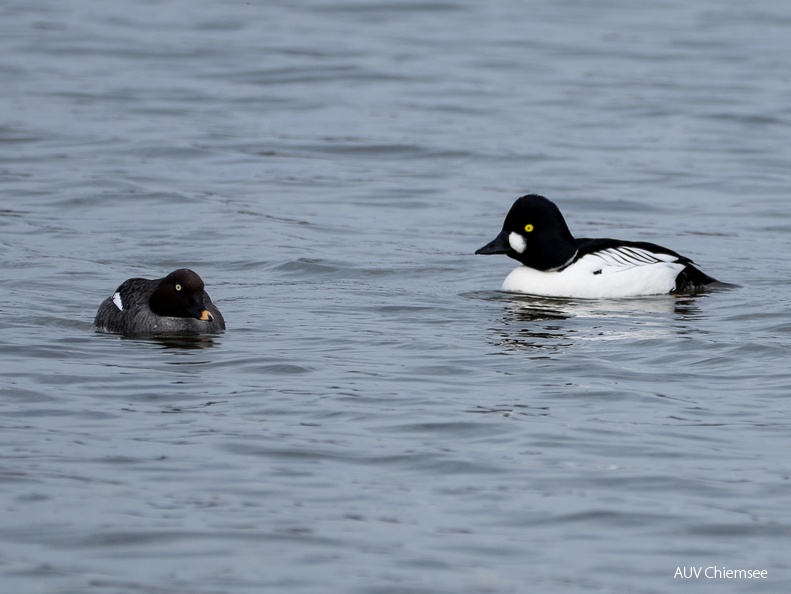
[[94, 194, 720, 336]]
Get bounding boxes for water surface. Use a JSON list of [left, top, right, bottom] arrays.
[[2, 1, 791, 593]]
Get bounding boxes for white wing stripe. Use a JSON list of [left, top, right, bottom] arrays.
[[610, 250, 638, 265], [584, 246, 680, 272], [626, 248, 660, 264], [112, 291, 124, 311]]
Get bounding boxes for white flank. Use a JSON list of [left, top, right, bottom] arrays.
[[501, 246, 685, 298], [508, 232, 527, 254], [112, 291, 124, 311]]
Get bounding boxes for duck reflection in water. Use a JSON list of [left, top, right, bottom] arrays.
[[151, 335, 219, 350], [488, 293, 706, 351]]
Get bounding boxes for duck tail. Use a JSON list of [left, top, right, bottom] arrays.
[[674, 264, 719, 293]]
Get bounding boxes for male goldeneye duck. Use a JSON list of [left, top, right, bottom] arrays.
[[475, 194, 720, 299], [94, 268, 225, 336]]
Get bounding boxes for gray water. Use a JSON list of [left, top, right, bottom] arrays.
[[2, 1, 791, 593]]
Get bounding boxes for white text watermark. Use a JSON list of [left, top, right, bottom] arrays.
[[674, 567, 767, 579]]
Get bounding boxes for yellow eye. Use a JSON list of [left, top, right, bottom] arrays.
[[175, 284, 182, 292], [524, 224, 534, 233]]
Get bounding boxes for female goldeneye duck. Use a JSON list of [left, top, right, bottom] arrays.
[[94, 268, 225, 336], [475, 194, 720, 299]]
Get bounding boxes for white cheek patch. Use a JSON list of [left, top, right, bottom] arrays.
[[111, 291, 124, 311], [508, 232, 527, 254]]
